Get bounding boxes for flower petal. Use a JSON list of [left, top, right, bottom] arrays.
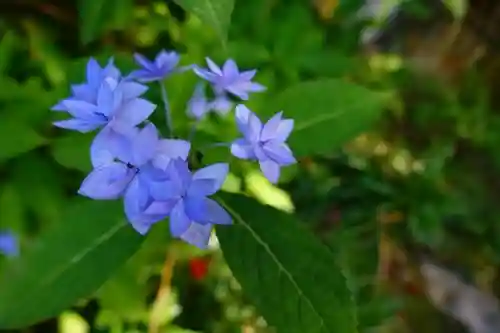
[[185, 197, 232, 225], [259, 159, 281, 184], [154, 139, 191, 169], [155, 50, 179, 70], [260, 112, 294, 142], [133, 53, 155, 71], [131, 123, 159, 166], [193, 66, 218, 82], [222, 59, 239, 78], [235, 104, 262, 142], [119, 81, 148, 100], [263, 142, 296, 165], [149, 180, 182, 201], [206, 57, 222, 75], [0, 232, 18, 256], [240, 69, 256, 80], [123, 177, 155, 234], [192, 163, 228, 194], [180, 222, 212, 249], [62, 100, 100, 121], [71, 84, 95, 103], [210, 95, 232, 115], [230, 138, 256, 160], [78, 162, 134, 199], [169, 200, 192, 237], [115, 97, 156, 127], [86, 58, 102, 87], [53, 119, 100, 133]]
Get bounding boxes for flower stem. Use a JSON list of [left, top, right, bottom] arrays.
[[159, 82, 173, 137]]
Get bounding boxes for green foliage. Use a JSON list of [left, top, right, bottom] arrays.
[[0, 200, 143, 328], [270, 79, 387, 156], [216, 194, 357, 333], [174, 0, 234, 49]]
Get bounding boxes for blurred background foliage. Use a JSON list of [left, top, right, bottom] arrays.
[[1, 0, 500, 332]]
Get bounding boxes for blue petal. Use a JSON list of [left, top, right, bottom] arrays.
[[259, 160, 281, 184], [62, 100, 100, 121], [222, 59, 240, 79], [119, 81, 148, 101], [234, 104, 262, 143], [78, 162, 134, 200], [263, 141, 296, 165], [0, 232, 18, 256], [153, 139, 191, 169], [86, 58, 102, 87], [191, 163, 228, 195], [167, 158, 192, 191], [193, 66, 218, 82], [210, 95, 233, 115], [230, 138, 256, 160], [71, 84, 95, 103], [184, 196, 232, 225], [123, 177, 159, 235], [114, 97, 156, 128], [180, 222, 212, 249], [206, 57, 222, 75], [169, 200, 192, 237], [130, 123, 159, 167], [155, 50, 179, 70], [53, 119, 100, 133], [133, 53, 155, 71], [260, 112, 294, 143]]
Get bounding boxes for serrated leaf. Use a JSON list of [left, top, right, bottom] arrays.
[[269, 79, 386, 156], [174, 0, 234, 48], [0, 119, 46, 163], [215, 193, 357, 333], [0, 200, 143, 329]]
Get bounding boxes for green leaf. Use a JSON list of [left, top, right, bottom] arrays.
[[0, 183, 25, 233], [269, 79, 386, 156], [51, 132, 94, 173], [78, 0, 108, 44], [0, 200, 143, 329], [0, 119, 46, 163], [174, 0, 234, 48], [0, 31, 16, 75], [78, 0, 133, 44], [216, 193, 357, 333]]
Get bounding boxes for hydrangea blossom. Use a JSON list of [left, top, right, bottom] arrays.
[[149, 159, 231, 247], [0, 231, 18, 257], [130, 50, 188, 82], [54, 77, 155, 133], [53, 51, 296, 249], [194, 58, 266, 100], [52, 58, 144, 111], [231, 105, 296, 183], [79, 122, 189, 197]]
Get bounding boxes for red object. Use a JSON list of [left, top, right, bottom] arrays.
[[189, 257, 211, 281]]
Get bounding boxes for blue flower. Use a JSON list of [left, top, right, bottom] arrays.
[[130, 50, 188, 82], [52, 58, 146, 111], [231, 105, 296, 183], [194, 58, 266, 100], [79, 123, 191, 233], [53, 77, 155, 133], [186, 83, 233, 120], [0, 231, 18, 257], [149, 158, 231, 248]]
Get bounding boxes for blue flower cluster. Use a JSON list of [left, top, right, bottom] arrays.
[[52, 51, 296, 248]]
